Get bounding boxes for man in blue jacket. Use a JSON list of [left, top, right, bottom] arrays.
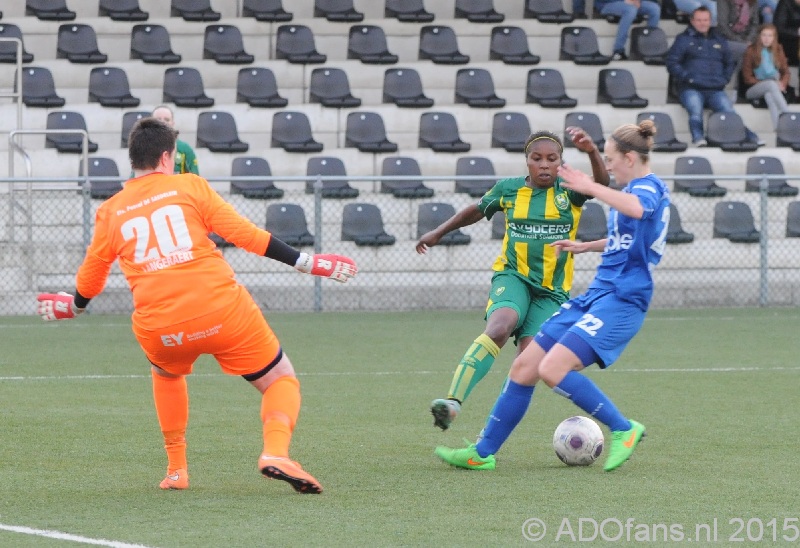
[[666, 6, 764, 147]]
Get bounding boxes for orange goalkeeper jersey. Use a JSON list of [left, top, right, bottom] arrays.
[[76, 173, 272, 329]]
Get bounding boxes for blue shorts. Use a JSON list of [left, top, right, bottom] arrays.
[[536, 288, 646, 368]]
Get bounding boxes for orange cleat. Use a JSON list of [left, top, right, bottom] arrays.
[[159, 468, 189, 490], [258, 455, 322, 494]]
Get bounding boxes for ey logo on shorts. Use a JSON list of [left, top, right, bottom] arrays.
[[555, 192, 570, 211], [495, 287, 505, 296]]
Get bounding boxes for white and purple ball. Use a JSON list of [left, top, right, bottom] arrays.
[[553, 416, 604, 466]]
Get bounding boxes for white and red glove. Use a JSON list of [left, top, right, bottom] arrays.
[[36, 292, 85, 321], [294, 253, 357, 283]]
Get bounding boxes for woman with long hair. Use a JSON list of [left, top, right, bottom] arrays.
[[742, 24, 792, 128]]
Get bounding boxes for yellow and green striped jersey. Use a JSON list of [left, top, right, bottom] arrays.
[[478, 176, 589, 297]]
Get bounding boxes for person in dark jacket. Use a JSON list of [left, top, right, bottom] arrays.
[[666, 6, 764, 146], [774, 0, 800, 66]]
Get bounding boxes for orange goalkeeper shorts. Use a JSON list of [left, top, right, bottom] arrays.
[[132, 287, 280, 377]]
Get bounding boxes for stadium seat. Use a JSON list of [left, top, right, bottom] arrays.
[[46, 111, 98, 153], [526, 68, 577, 108], [417, 203, 471, 244], [99, 0, 148, 21], [706, 112, 759, 151], [314, 0, 364, 22], [776, 113, 800, 151], [382, 68, 434, 107], [236, 68, 288, 107], [636, 112, 687, 152], [203, 25, 255, 64], [454, 68, 506, 108], [455, 156, 496, 196], [236, 67, 289, 108], [0, 24, 34, 63], [489, 26, 541, 65], [171, 0, 221, 21], [563, 112, 605, 150], [88, 67, 140, 108], [665, 203, 694, 244], [57, 24, 108, 63], [131, 25, 182, 64], [596, 69, 648, 108], [20, 67, 65, 108], [271, 111, 324, 152], [491, 211, 505, 239], [163, 67, 214, 107], [419, 26, 469, 64], [630, 27, 669, 65], [242, 0, 293, 21], [380, 156, 435, 198], [673, 156, 727, 197], [345, 112, 398, 153], [26, 0, 75, 21], [266, 203, 314, 247], [576, 202, 607, 241], [454, 0, 505, 22], [559, 26, 611, 65], [196, 111, 249, 153], [745, 156, 798, 196], [79, 157, 123, 199], [309, 68, 362, 108], [306, 156, 359, 198], [276, 25, 327, 64], [385, 0, 434, 22], [524, 0, 575, 23], [230, 156, 283, 198], [418, 112, 471, 152], [666, 73, 680, 104], [341, 203, 396, 246], [121, 111, 149, 147], [786, 201, 800, 237], [208, 233, 234, 248], [491, 112, 531, 152], [347, 25, 399, 64], [713, 201, 760, 243]]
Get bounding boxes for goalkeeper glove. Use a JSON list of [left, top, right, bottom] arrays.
[[37, 292, 85, 321], [294, 253, 357, 283]]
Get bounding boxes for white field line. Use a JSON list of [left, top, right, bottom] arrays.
[[1, 365, 799, 383], [0, 523, 155, 548]]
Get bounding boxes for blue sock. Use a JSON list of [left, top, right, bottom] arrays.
[[475, 379, 534, 457], [553, 370, 631, 432]]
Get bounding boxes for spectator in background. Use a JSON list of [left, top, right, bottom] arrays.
[[774, 0, 800, 66], [152, 105, 199, 175], [673, 0, 719, 26], [592, 0, 662, 60], [742, 24, 792, 127], [760, 0, 777, 22], [667, 6, 764, 146], [718, 0, 760, 58]]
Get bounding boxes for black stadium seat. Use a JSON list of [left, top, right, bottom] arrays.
[[563, 112, 605, 150], [236, 68, 288, 108], [385, 0, 435, 22], [272, 111, 324, 153], [777, 113, 800, 151], [266, 204, 314, 247], [342, 203, 396, 246], [131, 25, 182, 64], [454, 68, 506, 108], [20, 67, 66, 108], [419, 26, 469, 64], [203, 25, 255, 64], [89, 67, 140, 107], [242, 0, 293, 21], [525, 0, 574, 23], [46, 111, 99, 153], [673, 156, 727, 197], [276, 25, 327, 64], [196, 111, 249, 153], [491, 112, 531, 152], [0, 24, 34, 63], [666, 203, 694, 244], [347, 25, 398, 64], [171, 0, 221, 21], [489, 26, 540, 65], [596, 68, 648, 108], [455, 0, 505, 22], [79, 157, 123, 199], [306, 156, 359, 198], [309, 68, 361, 108], [380, 156, 434, 198], [630, 27, 669, 64], [383, 68, 434, 107], [163, 67, 214, 107], [745, 156, 798, 196], [27, 0, 76, 21], [455, 156, 496, 196], [314, 0, 364, 22], [230, 156, 283, 198], [713, 201, 760, 243], [345, 112, 398, 153], [576, 202, 607, 241], [706, 112, 759, 152], [99, 0, 149, 21], [559, 26, 611, 65], [57, 24, 108, 63], [418, 112, 471, 152], [526, 68, 577, 108]]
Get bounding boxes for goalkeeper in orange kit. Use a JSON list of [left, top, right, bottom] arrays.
[[36, 117, 357, 494]]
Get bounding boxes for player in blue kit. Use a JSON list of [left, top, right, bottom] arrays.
[[435, 119, 670, 472]]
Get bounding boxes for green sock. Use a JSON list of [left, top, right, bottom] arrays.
[[447, 334, 501, 403]]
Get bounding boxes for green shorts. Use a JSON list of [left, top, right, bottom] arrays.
[[485, 271, 567, 345]]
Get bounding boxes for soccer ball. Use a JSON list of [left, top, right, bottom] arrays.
[[553, 416, 604, 466]]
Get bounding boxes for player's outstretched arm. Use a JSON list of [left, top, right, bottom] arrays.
[[294, 253, 357, 283], [416, 204, 484, 254], [36, 292, 87, 321]]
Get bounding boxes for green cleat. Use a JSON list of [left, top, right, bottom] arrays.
[[431, 398, 461, 430], [604, 420, 646, 471], [435, 443, 496, 470]]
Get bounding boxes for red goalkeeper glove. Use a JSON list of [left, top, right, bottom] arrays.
[[294, 253, 357, 283], [36, 292, 85, 321]]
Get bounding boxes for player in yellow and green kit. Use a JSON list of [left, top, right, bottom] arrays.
[[416, 127, 610, 430]]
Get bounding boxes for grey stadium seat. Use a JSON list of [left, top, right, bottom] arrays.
[[163, 67, 214, 107], [745, 156, 798, 196], [665, 203, 694, 244], [418, 112, 471, 152], [131, 25, 182, 64], [419, 26, 469, 64], [276, 25, 327, 64], [46, 111, 99, 153], [380, 156, 434, 198], [342, 203, 396, 246], [306, 156, 359, 198], [88, 67, 140, 108], [713, 201, 760, 243], [171, 0, 221, 21], [455, 0, 505, 23], [314, 0, 364, 22], [0, 24, 35, 63], [596, 69, 648, 108], [231, 156, 283, 199], [196, 111, 249, 153], [242, 0, 293, 21], [203, 25, 255, 64], [524, 0, 574, 23], [455, 156, 496, 197], [20, 67, 66, 108], [57, 24, 108, 63], [576, 202, 607, 241], [673, 156, 727, 197], [99, 0, 148, 21], [526, 68, 577, 108], [489, 26, 540, 65], [385, 0, 434, 22], [309, 68, 361, 108], [786, 202, 800, 237], [271, 111, 324, 152], [383, 68, 434, 107], [27, 0, 76, 21], [347, 25, 398, 64], [266, 204, 314, 247], [491, 112, 531, 152], [344, 112, 398, 153], [559, 26, 611, 65], [630, 27, 669, 65], [706, 112, 759, 152], [236, 67, 288, 108], [563, 112, 605, 150], [79, 157, 123, 199], [454, 68, 506, 108], [776, 113, 800, 151]]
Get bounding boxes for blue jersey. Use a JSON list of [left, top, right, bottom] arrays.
[[589, 174, 670, 310]]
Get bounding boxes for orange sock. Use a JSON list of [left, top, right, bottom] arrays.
[[260, 376, 301, 458], [151, 371, 189, 472]]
